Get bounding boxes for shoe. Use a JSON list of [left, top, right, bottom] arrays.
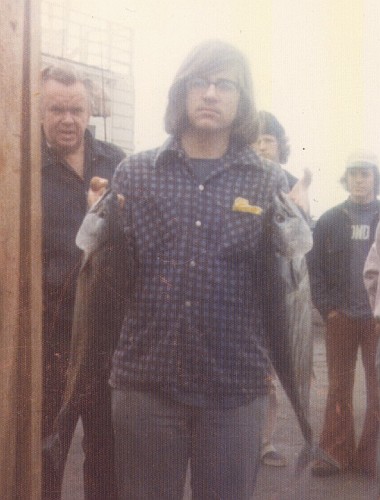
[[261, 444, 287, 467], [311, 460, 341, 477]]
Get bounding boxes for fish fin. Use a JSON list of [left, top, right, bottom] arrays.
[[295, 443, 341, 476]]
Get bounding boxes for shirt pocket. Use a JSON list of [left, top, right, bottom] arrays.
[[220, 209, 264, 256]]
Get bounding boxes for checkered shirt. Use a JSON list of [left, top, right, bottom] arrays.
[[109, 137, 287, 408]]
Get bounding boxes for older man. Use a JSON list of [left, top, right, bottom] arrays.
[[41, 65, 125, 499]]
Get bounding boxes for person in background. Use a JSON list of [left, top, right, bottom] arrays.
[[41, 64, 125, 499], [308, 150, 380, 477], [363, 211, 380, 488], [254, 111, 296, 186], [364, 219, 380, 326], [253, 110, 312, 214], [252, 110, 312, 467], [89, 39, 303, 499]]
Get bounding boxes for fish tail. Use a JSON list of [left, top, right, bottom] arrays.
[[295, 443, 341, 476]]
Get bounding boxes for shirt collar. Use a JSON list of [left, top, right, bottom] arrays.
[[154, 135, 263, 172]]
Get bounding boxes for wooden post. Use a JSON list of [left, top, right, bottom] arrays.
[[0, 1, 41, 498]]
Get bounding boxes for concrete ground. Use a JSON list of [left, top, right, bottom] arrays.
[[62, 323, 378, 500]]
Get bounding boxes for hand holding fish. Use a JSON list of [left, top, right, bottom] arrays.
[[88, 176, 125, 209], [88, 176, 109, 207], [288, 168, 312, 214]]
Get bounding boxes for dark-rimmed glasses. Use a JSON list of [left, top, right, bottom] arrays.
[[186, 77, 240, 94]]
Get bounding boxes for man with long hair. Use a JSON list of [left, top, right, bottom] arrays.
[[91, 40, 295, 499]]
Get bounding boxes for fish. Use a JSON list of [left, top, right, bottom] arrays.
[[43, 188, 133, 474], [262, 191, 338, 474]]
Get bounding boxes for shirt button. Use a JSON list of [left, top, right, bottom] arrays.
[[199, 184, 205, 191], [185, 301, 191, 307], [195, 220, 202, 227], [190, 260, 196, 267]]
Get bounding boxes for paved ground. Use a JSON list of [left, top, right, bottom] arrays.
[[62, 320, 379, 499]]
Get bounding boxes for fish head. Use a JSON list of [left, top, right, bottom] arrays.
[[76, 189, 124, 259], [271, 192, 313, 259]]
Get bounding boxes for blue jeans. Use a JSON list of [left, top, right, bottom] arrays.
[[112, 388, 267, 500]]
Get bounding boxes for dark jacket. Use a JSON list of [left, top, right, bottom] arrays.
[[308, 199, 380, 320], [42, 129, 126, 306]]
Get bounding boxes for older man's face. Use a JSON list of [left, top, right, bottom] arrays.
[[41, 79, 91, 154]]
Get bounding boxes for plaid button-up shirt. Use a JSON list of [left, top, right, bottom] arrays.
[[109, 137, 287, 408]]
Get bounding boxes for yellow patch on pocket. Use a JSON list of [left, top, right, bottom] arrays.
[[232, 197, 263, 215]]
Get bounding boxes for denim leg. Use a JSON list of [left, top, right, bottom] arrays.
[[191, 395, 268, 500], [112, 388, 190, 500]]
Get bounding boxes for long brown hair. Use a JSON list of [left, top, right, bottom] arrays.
[[164, 40, 258, 146]]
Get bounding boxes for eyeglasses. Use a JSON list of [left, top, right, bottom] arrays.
[[186, 77, 240, 94]]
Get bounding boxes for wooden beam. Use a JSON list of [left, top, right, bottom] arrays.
[[0, 1, 41, 498]]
